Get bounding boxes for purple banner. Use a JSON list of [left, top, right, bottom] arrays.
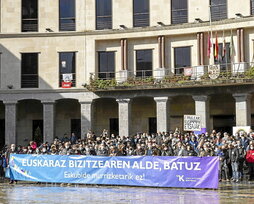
[[9, 155, 219, 189]]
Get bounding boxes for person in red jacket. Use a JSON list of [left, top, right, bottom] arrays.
[[246, 144, 254, 181]]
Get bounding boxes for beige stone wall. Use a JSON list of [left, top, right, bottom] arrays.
[[150, 0, 171, 26], [0, 36, 86, 89], [85, 0, 96, 31], [1, 1, 254, 33], [189, 0, 210, 23], [113, 0, 133, 29], [228, 0, 250, 18], [39, 0, 58, 33], [0, 1, 254, 90], [1, 0, 21, 33]]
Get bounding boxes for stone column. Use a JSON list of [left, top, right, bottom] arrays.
[[120, 38, 128, 70], [4, 101, 17, 145], [80, 100, 93, 139], [192, 95, 210, 133], [154, 97, 170, 133], [197, 32, 204, 66], [158, 36, 165, 68], [117, 99, 131, 137], [42, 100, 55, 144], [233, 93, 251, 126]]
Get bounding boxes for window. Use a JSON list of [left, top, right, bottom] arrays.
[[22, 0, 38, 32], [21, 53, 38, 88], [59, 52, 76, 87], [210, 0, 227, 21], [96, 0, 112, 30], [98, 52, 115, 79], [171, 0, 188, 24], [174, 47, 191, 75], [59, 0, 76, 31], [251, 0, 254, 15], [214, 43, 230, 71], [133, 0, 150, 27], [136, 49, 153, 77]]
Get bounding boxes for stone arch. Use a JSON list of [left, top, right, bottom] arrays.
[[55, 98, 81, 139], [93, 98, 118, 136], [16, 99, 43, 145]]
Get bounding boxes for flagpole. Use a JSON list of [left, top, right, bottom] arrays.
[[209, 4, 214, 65], [223, 30, 228, 72]]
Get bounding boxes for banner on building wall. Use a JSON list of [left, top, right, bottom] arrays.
[[62, 74, 73, 82], [184, 115, 201, 131], [61, 81, 72, 88], [8, 154, 219, 189]]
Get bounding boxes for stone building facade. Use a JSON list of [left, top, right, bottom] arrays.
[[1, 0, 254, 146]]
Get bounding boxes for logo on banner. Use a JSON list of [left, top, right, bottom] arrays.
[[208, 65, 220, 79], [177, 175, 185, 182]]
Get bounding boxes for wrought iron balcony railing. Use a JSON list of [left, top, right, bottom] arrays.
[[89, 62, 254, 90]]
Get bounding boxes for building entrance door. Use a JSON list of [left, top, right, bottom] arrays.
[[32, 120, 43, 145], [110, 118, 119, 136], [149, 117, 157, 134], [71, 119, 81, 139], [0, 119, 5, 149], [213, 115, 235, 134]]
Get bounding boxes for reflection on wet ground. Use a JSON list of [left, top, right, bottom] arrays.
[[0, 181, 254, 204]]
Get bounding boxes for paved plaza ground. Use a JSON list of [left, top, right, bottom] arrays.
[[0, 181, 253, 203]]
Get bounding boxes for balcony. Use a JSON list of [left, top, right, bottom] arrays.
[[210, 4, 227, 21], [22, 19, 38, 32], [133, 13, 149, 27], [87, 62, 254, 91], [59, 18, 76, 31], [21, 74, 38, 88], [96, 16, 112, 30]]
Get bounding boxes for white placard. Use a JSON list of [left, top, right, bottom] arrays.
[[184, 115, 201, 131], [62, 73, 73, 82], [233, 126, 251, 136]]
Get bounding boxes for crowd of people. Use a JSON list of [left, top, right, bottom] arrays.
[[1, 129, 254, 183]]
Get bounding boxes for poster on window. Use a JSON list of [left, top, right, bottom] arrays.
[[62, 74, 73, 82], [184, 115, 201, 131], [61, 61, 67, 68]]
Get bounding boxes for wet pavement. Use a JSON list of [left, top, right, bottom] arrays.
[[0, 181, 253, 204]]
